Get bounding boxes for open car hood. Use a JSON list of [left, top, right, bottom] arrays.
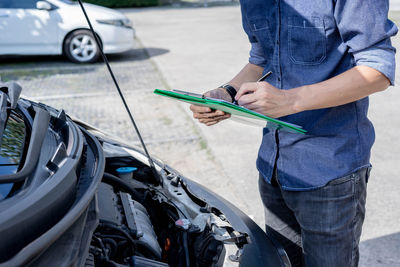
[[0, 84, 289, 266]]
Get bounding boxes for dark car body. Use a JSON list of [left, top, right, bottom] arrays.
[[0, 83, 290, 266]]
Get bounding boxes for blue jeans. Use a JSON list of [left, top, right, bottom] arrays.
[[259, 168, 370, 267]]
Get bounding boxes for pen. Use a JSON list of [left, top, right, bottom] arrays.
[[172, 89, 205, 98], [257, 71, 272, 82], [233, 71, 273, 105]]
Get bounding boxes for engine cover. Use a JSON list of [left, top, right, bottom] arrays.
[[97, 182, 161, 259]]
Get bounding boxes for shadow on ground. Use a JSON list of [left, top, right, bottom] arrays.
[[0, 47, 169, 68], [360, 232, 400, 266], [107, 47, 169, 62], [0, 47, 169, 82]]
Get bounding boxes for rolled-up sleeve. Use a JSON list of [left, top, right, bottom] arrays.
[[334, 0, 398, 84], [240, 3, 267, 68], [249, 41, 267, 67]]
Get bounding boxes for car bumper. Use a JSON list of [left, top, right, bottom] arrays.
[[100, 26, 135, 54]]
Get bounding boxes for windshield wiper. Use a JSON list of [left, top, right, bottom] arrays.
[[0, 106, 50, 183], [0, 83, 52, 184], [0, 82, 22, 148], [76, 0, 161, 185], [0, 92, 7, 148]]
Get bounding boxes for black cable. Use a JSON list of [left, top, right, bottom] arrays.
[[103, 173, 188, 226], [102, 238, 118, 258], [182, 231, 190, 267], [93, 236, 109, 261], [102, 172, 142, 201], [97, 234, 128, 240], [105, 173, 188, 220], [98, 221, 138, 247], [76, 0, 161, 186]]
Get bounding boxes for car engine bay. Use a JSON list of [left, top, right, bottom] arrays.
[[87, 144, 249, 267], [0, 96, 249, 267]]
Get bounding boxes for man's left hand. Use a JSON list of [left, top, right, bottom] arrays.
[[235, 82, 297, 118]]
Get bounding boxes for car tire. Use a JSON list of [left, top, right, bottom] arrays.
[[63, 30, 101, 63]]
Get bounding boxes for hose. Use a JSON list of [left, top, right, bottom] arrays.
[[102, 172, 142, 202]]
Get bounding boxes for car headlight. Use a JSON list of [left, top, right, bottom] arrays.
[[96, 18, 132, 28]]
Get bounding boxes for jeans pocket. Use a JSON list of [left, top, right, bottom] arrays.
[[288, 16, 326, 65], [327, 172, 355, 186]]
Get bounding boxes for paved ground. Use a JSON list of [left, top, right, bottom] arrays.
[[1, 4, 399, 266], [391, 0, 400, 11], [0, 43, 240, 204]]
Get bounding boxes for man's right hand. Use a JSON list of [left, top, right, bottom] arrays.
[[190, 88, 232, 126]]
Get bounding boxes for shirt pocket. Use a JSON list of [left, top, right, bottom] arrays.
[[248, 16, 274, 55], [288, 16, 326, 65]]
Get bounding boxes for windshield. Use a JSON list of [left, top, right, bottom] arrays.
[[0, 110, 26, 200]]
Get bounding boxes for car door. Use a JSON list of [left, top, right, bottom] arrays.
[[0, 0, 60, 55]]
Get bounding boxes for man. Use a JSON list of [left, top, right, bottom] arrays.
[[190, 0, 397, 266]]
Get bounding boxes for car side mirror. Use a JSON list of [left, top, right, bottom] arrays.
[[36, 1, 53, 11]]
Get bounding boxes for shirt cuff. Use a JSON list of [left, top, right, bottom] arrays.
[[249, 42, 267, 67], [353, 40, 396, 85]]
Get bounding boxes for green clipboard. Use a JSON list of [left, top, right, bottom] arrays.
[[154, 89, 306, 134]]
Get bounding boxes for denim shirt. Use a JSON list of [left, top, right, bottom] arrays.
[[240, 0, 397, 190]]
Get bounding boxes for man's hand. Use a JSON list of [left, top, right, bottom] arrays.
[[235, 82, 297, 118], [190, 88, 231, 126]]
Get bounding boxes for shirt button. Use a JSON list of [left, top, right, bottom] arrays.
[[276, 40, 279, 45], [278, 77, 281, 81]]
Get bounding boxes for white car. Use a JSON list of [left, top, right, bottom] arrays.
[[0, 0, 135, 63]]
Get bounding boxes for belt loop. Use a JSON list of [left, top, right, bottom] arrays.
[[366, 166, 372, 183]]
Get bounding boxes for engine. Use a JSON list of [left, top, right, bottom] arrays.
[[85, 155, 234, 267], [88, 182, 165, 266]]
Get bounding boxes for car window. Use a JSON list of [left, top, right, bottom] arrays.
[[0, 110, 26, 172], [0, 0, 39, 9], [0, 110, 26, 200]]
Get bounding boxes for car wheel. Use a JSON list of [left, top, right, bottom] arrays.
[[64, 30, 101, 63]]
